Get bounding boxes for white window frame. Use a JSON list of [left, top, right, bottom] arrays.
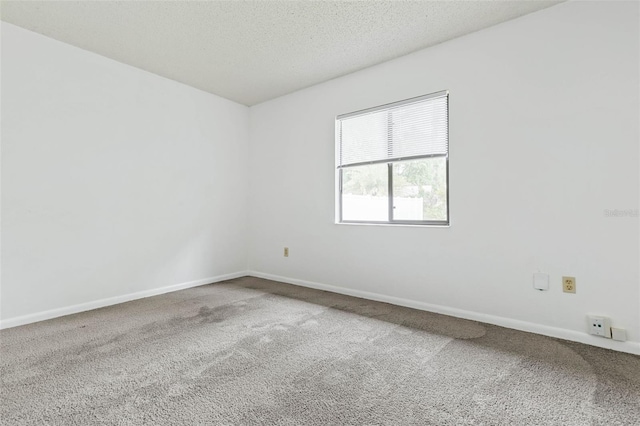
[[335, 91, 449, 226]]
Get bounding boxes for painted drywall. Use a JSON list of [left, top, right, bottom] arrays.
[[247, 1, 640, 352], [1, 23, 249, 324]]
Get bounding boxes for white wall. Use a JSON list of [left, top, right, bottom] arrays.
[[248, 1, 640, 353], [2, 2, 638, 354], [1, 23, 249, 324]]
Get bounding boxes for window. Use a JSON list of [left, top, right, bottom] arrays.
[[336, 91, 449, 226]]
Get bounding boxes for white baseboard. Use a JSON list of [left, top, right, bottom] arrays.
[[0, 271, 248, 330], [4, 270, 638, 356], [247, 270, 640, 356]]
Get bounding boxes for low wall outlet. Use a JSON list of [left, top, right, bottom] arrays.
[[611, 327, 626, 342], [587, 315, 611, 338]]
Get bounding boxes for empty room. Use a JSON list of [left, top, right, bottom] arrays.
[[1, 0, 639, 424]]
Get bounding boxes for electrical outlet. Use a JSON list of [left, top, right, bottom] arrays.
[[587, 315, 611, 338], [562, 276, 576, 293], [284, 247, 289, 257]]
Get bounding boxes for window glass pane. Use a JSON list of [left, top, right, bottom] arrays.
[[392, 157, 447, 221], [341, 164, 389, 221]]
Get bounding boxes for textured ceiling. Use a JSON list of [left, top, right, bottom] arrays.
[[1, 1, 562, 106]]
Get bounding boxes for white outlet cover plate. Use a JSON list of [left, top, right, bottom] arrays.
[[611, 327, 626, 342], [587, 315, 611, 338], [533, 273, 549, 291]]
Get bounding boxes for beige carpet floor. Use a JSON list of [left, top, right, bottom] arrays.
[[1, 276, 639, 425]]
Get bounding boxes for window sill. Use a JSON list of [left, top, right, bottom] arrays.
[[335, 221, 450, 228]]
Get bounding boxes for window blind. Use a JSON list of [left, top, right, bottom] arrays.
[[337, 91, 448, 168]]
